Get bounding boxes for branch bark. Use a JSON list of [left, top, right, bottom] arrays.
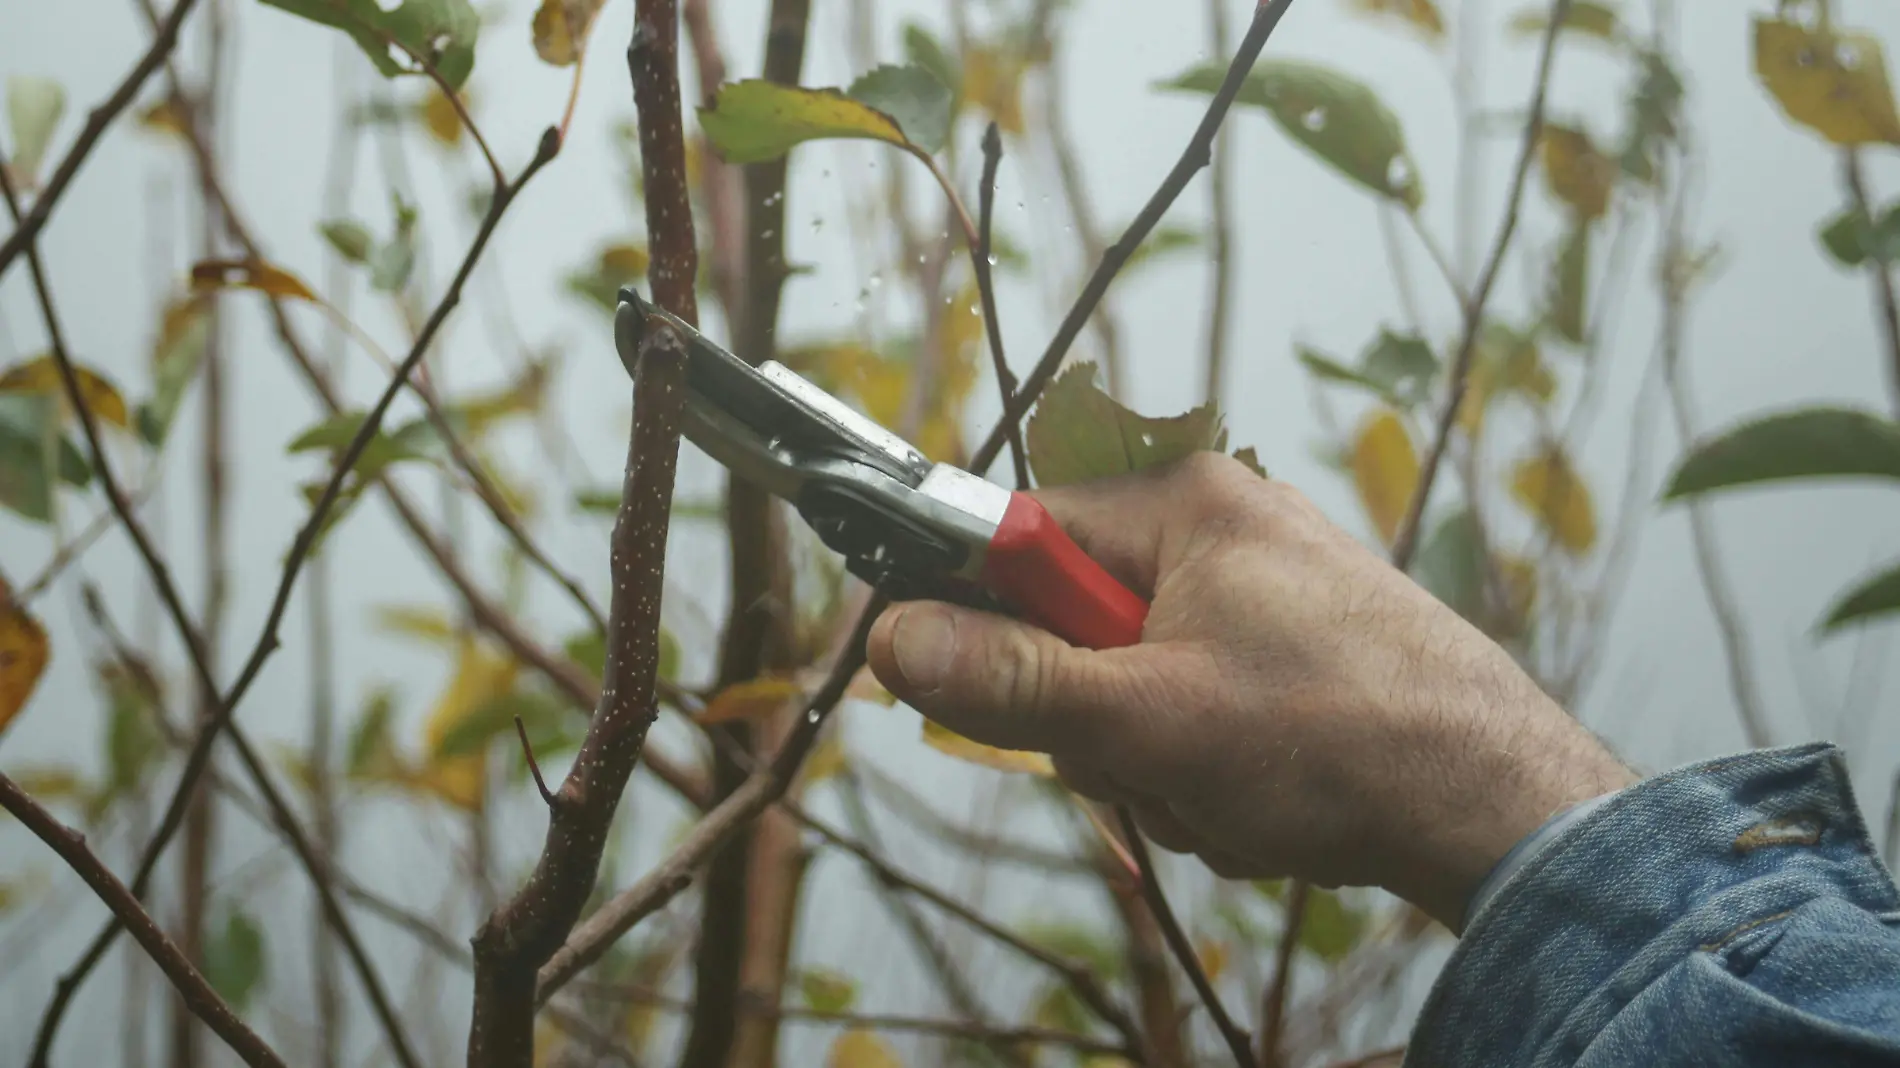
[[465, 7, 695, 1062], [976, 122, 1030, 489], [0, 775, 287, 1068], [1202, 0, 1236, 406]]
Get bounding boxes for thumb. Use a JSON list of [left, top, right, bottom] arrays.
[[866, 600, 1122, 757]]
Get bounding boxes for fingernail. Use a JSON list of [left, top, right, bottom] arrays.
[[890, 605, 957, 696]]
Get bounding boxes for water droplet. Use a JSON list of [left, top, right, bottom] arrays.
[[762, 229, 776, 239], [1387, 157, 1413, 189], [868, 273, 883, 289], [1302, 107, 1326, 131], [917, 253, 927, 264], [986, 254, 998, 266], [806, 707, 821, 723]]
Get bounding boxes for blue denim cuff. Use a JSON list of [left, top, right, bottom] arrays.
[[1463, 790, 1620, 929], [1407, 742, 1899, 1068]]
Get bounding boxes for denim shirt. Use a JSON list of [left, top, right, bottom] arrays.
[[1408, 743, 1900, 1067]]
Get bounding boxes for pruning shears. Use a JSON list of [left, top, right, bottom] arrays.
[[613, 288, 1148, 651]]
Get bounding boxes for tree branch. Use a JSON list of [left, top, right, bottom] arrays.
[[1202, 0, 1236, 406], [1842, 150, 1900, 417], [972, 0, 1297, 474], [0, 775, 287, 1068], [0, 0, 201, 277], [465, 7, 694, 1061], [1116, 807, 1254, 1067], [976, 122, 1030, 489]]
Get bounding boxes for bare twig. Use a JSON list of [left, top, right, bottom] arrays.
[[973, 0, 1297, 474], [1843, 151, 1900, 417], [464, 8, 693, 1060], [1116, 807, 1255, 1067], [1203, 0, 1236, 407], [0, 155, 426, 1068], [1388, 0, 1572, 566], [515, 715, 557, 806], [854, 762, 1095, 874], [0, 775, 287, 1068], [1258, 880, 1307, 1067], [976, 122, 1030, 489], [0, 0, 202, 277]]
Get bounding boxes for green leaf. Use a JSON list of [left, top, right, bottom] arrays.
[[847, 64, 954, 155], [1361, 330, 1438, 406], [1120, 225, 1204, 273], [1299, 889, 1367, 961], [1546, 217, 1591, 344], [1160, 59, 1421, 208], [1026, 362, 1229, 487], [1506, 1, 1622, 43], [1619, 50, 1682, 186], [1663, 407, 1900, 499], [1019, 920, 1125, 978], [204, 910, 267, 1011], [347, 687, 403, 780], [699, 80, 910, 164], [432, 686, 568, 759], [6, 76, 67, 186], [1030, 983, 1089, 1033], [319, 219, 375, 264], [138, 296, 211, 447], [1822, 560, 1900, 631], [1412, 509, 1484, 620], [287, 410, 444, 481], [1817, 203, 1900, 268], [258, 0, 480, 90], [369, 199, 419, 292], [903, 23, 962, 103], [101, 665, 162, 800], [0, 393, 90, 523], [796, 967, 858, 1015]]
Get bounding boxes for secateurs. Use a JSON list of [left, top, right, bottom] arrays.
[[613, 287, 1148, 651]]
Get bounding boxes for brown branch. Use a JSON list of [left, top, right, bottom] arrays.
[[976, 122, 1030, 489], [1115, 807, 1254, 1067], [1387, 0, 1570, 566], [1267, 3, 1572, 1050], [854, 762, 1095, 874], [0, 0, 201, 277], [0, 157, 424, 1068], [972, 0, 1297, 474], [1843, 151, 1900, 417], [1258, 880, 1307, 1067], [465, 8, 695, 1061], [534, 603, 879, 1000], [515, 715, 558, 806], [1202, 0, 1236, 406], [0, 775, 287, 1068]]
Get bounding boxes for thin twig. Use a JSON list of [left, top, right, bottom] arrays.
[[1203, 0, 1236, 406], [1116, 806, 1256, 1068], [1388, 0, 1572, 566], [1843, 151, 1900, 418], [0, 775, 288, 1068], [975, 122, 1030, 489], [0, 0, 202, 277], [973, 0, 1297, 474], [0, 155, 428, 1068], [1258, 880, 1307, 1067], [515, 715, 557, 806]]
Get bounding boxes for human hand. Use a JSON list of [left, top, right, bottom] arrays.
[[866, 453, 1634, 931]]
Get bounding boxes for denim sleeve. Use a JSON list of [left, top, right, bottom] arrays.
[[1407, 742, 1900, 1068]]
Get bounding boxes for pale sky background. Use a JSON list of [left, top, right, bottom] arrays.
[[3, 0, 1900, 1064]]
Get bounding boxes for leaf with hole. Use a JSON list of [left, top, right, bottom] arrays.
[[1161, 59, 1422, 207], [258, 0, 480, 90], [204, 910, 267, 1011], [1349, 407, 1418, 546], [921, 718, 1053, 776], [1663, 407, 1900, 499], [1541, 122, 1616, 220], [1025, 362, 1248, 487], [797, 967, 858, 1014], [5, 76, 66, 187], [0, 577, 49, 739], [1511, 445, 1596, 554], [531, 0, 608, 66], [1753, 16, 1900, 146], [1823, 560, 1900, 632]]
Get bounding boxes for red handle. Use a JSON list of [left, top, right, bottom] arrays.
[[978, 492, 1149, 650]]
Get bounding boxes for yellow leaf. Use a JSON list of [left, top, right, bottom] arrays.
[[845, 664, 896, 707], [418, 639, 516, 811], [1510, 447, 1596, 555], [1540, 123, 1616, 220], [799, 730, 849, 787], [1753, 17, 1900, 146], [599, 243, 650, 279], [11, 765, 86, 802], [420, 85, 468, 146], [1496, 552, 1539, 618], [826, 1029, 903, 1068], [0, 355, 130, 429], [1349, 407, 1419, 546], [532, 0, 608, 66], [0, 575, 50, 738], [190, 259, 318, 302], [922, 718, 1054, 776], [700, 677, 802, 725], [137, 97, 191, 139], [699, 81, 907, 164], [1195, 936, 1228, 983], [963, 47, 1025, 134], [374, 605, 460, 646], [1348, 0, 1446, 40]]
